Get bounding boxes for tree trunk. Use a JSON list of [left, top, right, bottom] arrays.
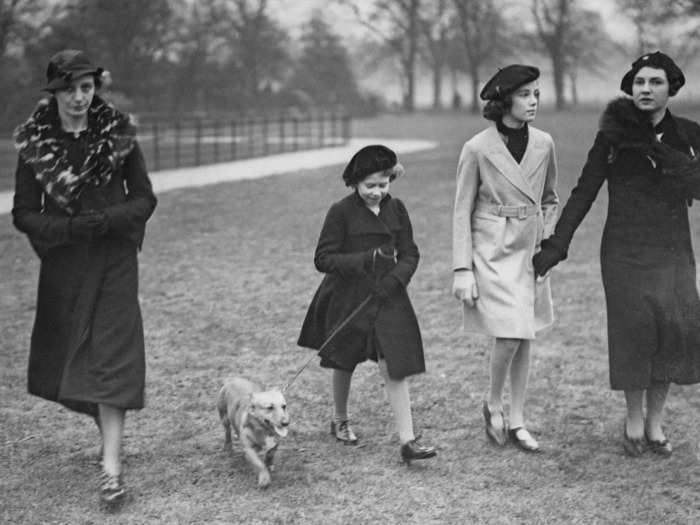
[[432, 64, 443, 109], [568, 71, 578, 106], [469, 64, 480, 114], [551, 53, 566, 110]]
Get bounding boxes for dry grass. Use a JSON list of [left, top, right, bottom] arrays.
[[2, 110, 700, 524]]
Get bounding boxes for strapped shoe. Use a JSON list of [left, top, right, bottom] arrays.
[[622, 426, 646, 457], [330, 420, 358, 445], [100, 471, 126, 505], [400, 438, 437, 464], [482, 400, 507, 446], [508, 427, 541, 453], [645, 431, 672, 457]]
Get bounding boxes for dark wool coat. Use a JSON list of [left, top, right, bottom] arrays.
[[298, 192, 425, 380], [12, 109, 156, 416], [550, 98, 700, 389]]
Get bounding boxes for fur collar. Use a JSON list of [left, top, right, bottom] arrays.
[[14, 95, 136, 213], [599, 97, 656, 149]]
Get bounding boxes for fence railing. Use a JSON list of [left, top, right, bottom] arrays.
[[137, 111, 351, 171]]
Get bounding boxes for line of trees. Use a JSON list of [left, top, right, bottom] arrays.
[[2, 0, 700, 128]]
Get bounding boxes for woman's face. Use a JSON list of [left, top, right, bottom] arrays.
[[507, 80, 540, 124], [356, 171, 391, 208], [54, 74, 95, 121], [632, 66, 670, 113]]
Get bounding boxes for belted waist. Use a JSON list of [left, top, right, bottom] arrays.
[[474, 203, 540, 219]]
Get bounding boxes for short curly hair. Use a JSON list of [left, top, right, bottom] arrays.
[[482, 95, 514, 122]]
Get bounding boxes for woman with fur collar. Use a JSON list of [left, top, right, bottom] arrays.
[[12, 50, 157, 503], [534, 52, 700, 457]]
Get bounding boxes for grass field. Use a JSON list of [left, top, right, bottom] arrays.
[[2, 109, 700, 524]]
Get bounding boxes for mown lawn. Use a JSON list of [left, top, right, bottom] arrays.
[[1, 109, 700, 524]]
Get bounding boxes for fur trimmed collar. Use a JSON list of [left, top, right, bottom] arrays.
[[14, 95, 136, 213], [599, 97, 657, 149]]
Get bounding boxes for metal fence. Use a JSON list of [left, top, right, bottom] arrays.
[[137, 111, 352, 171]]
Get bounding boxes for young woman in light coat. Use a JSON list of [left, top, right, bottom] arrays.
[[452, 65, 558, 452]]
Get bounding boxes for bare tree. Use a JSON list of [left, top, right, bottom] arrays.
[[418, 0, 452, 109], [337, 0, 421, 112], [0, 0, 44, 57], [531, 0, 571, 110], [615, 0, 700, 66], [453, 0, 509, 113]]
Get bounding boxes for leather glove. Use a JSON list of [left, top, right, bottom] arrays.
[[649, 142, 692, 171], [532, 239, 565, 277], [69, 211, 109, 242], [452, 270, 479, 307], [373, 274, 402, 302]]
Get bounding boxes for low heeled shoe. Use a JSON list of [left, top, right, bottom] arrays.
[[482, 400, 507, 446], [400, 439, 437, 464], [645, 431, 672, 457], [508, 427, 541, 453], [330, 420, 358, 445], [622, 426, 646, 457]]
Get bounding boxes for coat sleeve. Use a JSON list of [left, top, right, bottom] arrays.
[[12, 156, 71, 257], [452, 141, 479, 270], [314, 202, 369, 279], [547, 131, 609, 255], [541, 136, 559, 239], [102, 142, 157, 247], [388, 198, 419, 287]]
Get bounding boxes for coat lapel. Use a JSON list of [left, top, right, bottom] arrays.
[[483, 126, 542, 204]]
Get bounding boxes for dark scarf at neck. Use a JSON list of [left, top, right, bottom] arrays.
[[13, 96, 136, 213], [497, 119, 528, 163]]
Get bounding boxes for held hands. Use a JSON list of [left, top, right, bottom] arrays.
[[452, 270, 479, 307], [69, 211, 109, 242], [532, 239, 565, 278]]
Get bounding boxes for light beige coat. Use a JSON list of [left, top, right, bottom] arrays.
[[452, 125, 558, 339]]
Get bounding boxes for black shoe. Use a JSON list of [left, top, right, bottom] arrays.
[[622, 425, 646, 457], [482, 400, 507, 446], [100, 471, 126, 505], [400, 439, 437, 464], [330, 420, 358, 445], [508, 427, 541, 453], [645, 431, 672, 457]]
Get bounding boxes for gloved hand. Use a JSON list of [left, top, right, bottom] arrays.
[[532, 239, 565, 277], [373, 274, 403, 302], [649, 142, 692, 171], [452, 270, 479, 307], [69, 211, 109, 242]]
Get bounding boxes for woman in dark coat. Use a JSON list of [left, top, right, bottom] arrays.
[[534, 52, 700, 457], [298, 145, 436, 463], [12, 50, 156, 503]]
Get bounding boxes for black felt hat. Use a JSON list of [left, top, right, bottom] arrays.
[[480, 65, 540, 101], [620, 51, 685, 96], [44, 49, 103, 91], [342, 145, 398, 186]]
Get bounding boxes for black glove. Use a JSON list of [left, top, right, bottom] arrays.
[[649, 142, 692, 171], [69, 211, 109, 242], [532, 239, 566, 277], [373, 274, 403, 301]]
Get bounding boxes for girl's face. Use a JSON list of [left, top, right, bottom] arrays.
[[55, 74, 95, 121], [356, 171, 391, 208], [506, 80, 540, 124], [632, 66, 670, 113]]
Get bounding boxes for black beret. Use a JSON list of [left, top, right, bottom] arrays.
[[480, 65, 540, 101], [342, 144, 397, 186], [620, 51, 685, 96]]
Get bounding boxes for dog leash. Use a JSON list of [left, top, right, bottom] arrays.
[[282, 295, 374, 393]]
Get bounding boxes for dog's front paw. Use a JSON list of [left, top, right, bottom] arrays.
[[257, 470, 271, 489]]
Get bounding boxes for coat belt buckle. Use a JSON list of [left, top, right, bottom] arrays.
[[517, 206, 528, 219]]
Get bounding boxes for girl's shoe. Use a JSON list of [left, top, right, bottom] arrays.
[[622, 425, 646, 457], [100, 471, 126, 504], [400, 439, 437, 464], [645, 431, 672, 457], [508, 427, 541, 453], [330, 420, 358, 445], [482, 400, 507, 446]]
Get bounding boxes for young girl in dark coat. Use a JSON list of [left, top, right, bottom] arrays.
[[298, 145, 436, 463]]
